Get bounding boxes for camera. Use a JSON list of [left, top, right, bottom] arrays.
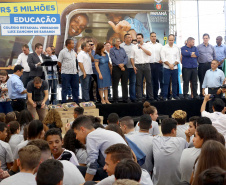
[[36, 102, 42, 109]]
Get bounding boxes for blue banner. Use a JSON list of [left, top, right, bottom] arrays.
[[10, 14, 60, 24]]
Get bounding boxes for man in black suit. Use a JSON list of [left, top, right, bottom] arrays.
[[28, 43, 51, 80]]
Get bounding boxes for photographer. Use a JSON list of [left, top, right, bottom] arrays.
[[27, 76, 48, 121]]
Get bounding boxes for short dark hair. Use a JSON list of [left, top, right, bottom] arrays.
[[198, 167, 226, 185], [107, 113, 119, 124], [71, 115, 94, 130], [187, 37, 195, 42], [212, 98, 225, 112], [136, 33, 143, 38], [8, 121, 20, 135], [27, 139, 50, 152], [196, 124, 218, 144], [197, 117, 212, 127], [33, 76, 42, 83], [44, 128, 62, 141], [35, 43, 43, 50], [105, 144, 133, 163], [189, 116, 200, 128], [14, 65, 24, 73], [65, 39, 73, 46], [0, 122, 7, 132], [161, 118, 177, 135], [132, 39, 137, 43], [150, 32, 156, 36], [203, 33, 210, 38], [28, 120, 44, 139], [74, 107, 84, 115], [124, 34, 131, 39], [36, 159, 63, 185], [22, 44, 29, 49], [81, 41, 89, 50], [139, 114, 152, 130], [120, 116, 134, 129], [115, 159, 141, 182]]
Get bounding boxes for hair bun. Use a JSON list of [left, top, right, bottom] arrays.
[[143, 101, 151, 108]]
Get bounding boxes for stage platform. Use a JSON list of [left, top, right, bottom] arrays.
[[96, 99, 204, 125]]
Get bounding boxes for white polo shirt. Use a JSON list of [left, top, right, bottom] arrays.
[[15, 52, 31, 72], [161, 44, 180, 69], [148, 42, 162, 63], [201, 111, 226, 136], [77, 50, 93, 76], [130, 43, 151, 64]]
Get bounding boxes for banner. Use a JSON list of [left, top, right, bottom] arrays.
[[0, 0, 169, 67]]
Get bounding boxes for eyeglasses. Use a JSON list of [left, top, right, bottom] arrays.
[[89, 44, 94, 46]]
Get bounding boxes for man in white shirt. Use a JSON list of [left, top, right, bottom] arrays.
[[121, 34, 136, 102], [14, 44, 31, 88], [58, 39, 79, 104], [152, 118, 188, 185], [104, 42, 112, 65], [1, 145, 41, 185], [161, 34, 180, 101], [78, 42, 94, 102], [201, 94, 226, 136], [131, 33, 154, 102], [149, 32, 163, 101]]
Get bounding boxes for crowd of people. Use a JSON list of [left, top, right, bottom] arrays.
[[1, 32, 225, 109], [0, 95, 224, 185]]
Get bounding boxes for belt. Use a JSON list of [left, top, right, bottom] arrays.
[[136, 63, 148, 65], [208, 87, 219, 90], [11, 98, 26, 101], [23, 71, 30, 73]]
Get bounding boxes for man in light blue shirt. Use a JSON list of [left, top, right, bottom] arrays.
[[214, 36, 226, 70], [7, 65, 27, 112], [202, 60, 225, 98]]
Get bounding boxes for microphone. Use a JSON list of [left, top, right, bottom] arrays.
[[138, 41, 140, 49]]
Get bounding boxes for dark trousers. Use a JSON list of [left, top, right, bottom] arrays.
[[208, 88, 222, 112], [112, 66, 128, 101], [11, 99, 26, 112], [21, 72, 32, 88], [128, 68, 136, 101], [136, 64, 153, 100], [163, 68, 178, 98], [0, 102, 13, 114], [198, 63, 211, 95], [89, 74, 101, 101], [61, 74, 79, 103], [48, 79, 57, 105], [150, 63, 163, 99], [182, 68, 198, 97], [80, 74, 92, 102]]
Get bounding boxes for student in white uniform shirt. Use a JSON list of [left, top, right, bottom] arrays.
[[171, 110, 188, 140], [1, 145, 41, 185], [44, 128, 79, 166], [201, 94, 226, 136], [135, 101, 160, 136], [28, 139, 85, 185], [152, 118, 188, 185], [8, 121, 24, 154], [148, 32, 163, 101], [0, 122, 13, 171], [126, 115, 154, 174], [161, 34, 180, 101], [13, 44, 31, 88], [185, 116, 199, 148], [78, 42, 94, 102]]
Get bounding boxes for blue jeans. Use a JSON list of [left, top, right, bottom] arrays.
[[80, 74, 91, 102], [163, 68, 178, 98], [0, 101, 13, 114], [128, 68, 136, 101], [61, 74, 79, 103]]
